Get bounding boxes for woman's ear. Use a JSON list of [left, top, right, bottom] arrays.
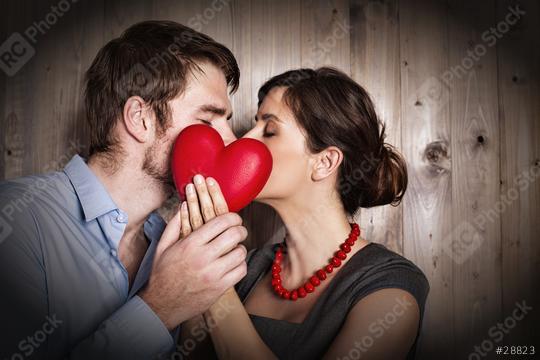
[[122, 96, 154, 143], [311, 146, 343, 181]]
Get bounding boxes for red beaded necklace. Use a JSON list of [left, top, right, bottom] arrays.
[[271, 223, 360, 301]]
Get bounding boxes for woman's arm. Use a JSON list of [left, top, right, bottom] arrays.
[[323, 288, 420, 360], [181, 176, 420, 359], [204, 287, 419, 360], [204, 288, 277, 360], [179, 175, 277, 359]]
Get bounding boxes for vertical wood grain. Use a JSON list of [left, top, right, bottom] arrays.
[[400, 0, 454, 357], [448, 0, 502, 357], [240, 0, 303, 249], [1, 0, 102, 180], [498, 0, 540, 347], [350, 0, 403, 254], [1, 1, 539, 357], [1, 1, 40, 179], [301, 0, 350, 70]]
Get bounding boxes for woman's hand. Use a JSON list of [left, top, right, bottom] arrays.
[[180, 174, 230, 238], [180, 175, 276, 360]]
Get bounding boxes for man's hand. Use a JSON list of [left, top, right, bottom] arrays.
[[138, 176, 247, 330]]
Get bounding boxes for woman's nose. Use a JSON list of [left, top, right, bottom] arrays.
[[242, 127, 258, 140]]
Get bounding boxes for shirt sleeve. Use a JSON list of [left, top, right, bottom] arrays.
[[349, 256, 430, 316], [0, 196, 174, 360], [68, 295, 174, 359]]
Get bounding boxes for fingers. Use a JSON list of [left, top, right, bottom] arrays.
[[193, 174, 217, 222], [215, 244, 247, 278], [205, 225, 248, 260], [180, 201, 192, 239], [206, 177, 229, 215], [185, 183, 203, 230], [220, 257, 248, 289], [156, 204, 182, 254], [179, 212, 244, 247]]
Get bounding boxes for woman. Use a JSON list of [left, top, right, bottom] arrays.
[[178, 67, 429, 359]]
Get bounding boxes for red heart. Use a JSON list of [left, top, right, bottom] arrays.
[[171, 124, 273, 212]]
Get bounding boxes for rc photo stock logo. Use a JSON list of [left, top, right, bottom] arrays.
[[0, 0, 78, 77], [0, 215, 13, 245], [443, 221, 484, 265]]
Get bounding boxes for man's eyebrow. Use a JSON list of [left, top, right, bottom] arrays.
[[199, 104, 233, 120]]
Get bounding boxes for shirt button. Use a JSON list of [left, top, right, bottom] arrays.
[[110, 249, 117, 257], [116, 213, 126, 223]]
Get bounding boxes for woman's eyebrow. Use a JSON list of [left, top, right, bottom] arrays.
[[260, 113, 281, 122]]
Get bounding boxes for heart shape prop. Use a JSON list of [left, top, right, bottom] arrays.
[[171, 124, 273, 212]]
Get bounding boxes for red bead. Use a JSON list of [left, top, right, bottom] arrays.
[[331, 257, 342, 267], [270, 224, 362, 301], [340, 243, 351, 253], [310, 275, 321, 286]]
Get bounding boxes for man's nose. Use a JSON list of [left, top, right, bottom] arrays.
[[221, 126, 237, 146]]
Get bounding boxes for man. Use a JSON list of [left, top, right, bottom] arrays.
[[0, 21, 247, 359]]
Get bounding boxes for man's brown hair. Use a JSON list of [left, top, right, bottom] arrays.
[[84, 20, 239, 157]]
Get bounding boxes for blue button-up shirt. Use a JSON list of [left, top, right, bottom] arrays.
[[0, 155, 174, 359]]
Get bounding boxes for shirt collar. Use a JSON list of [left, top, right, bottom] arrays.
[[64, 154, 119, 222]]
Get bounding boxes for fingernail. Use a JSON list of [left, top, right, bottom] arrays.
[[181, 201, 187, 210], [207, 177, 215, 186], [186, 184, 194, 194], [194, 174, 203, 185]]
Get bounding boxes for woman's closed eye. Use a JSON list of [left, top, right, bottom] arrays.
[[263, 123, 277, 137]]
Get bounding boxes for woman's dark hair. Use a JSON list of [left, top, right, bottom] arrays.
[[257, 67, 407, 214]]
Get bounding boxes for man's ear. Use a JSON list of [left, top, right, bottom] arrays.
[[122, 96, 153, 143], [311, 146, 343, 181]]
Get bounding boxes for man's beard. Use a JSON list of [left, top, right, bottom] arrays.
[[142, 140, 176, 192]]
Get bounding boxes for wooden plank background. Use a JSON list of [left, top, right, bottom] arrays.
[[1, 0, 538, 358]]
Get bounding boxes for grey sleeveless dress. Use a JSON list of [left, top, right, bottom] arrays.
[[234, 242, 430, 359]]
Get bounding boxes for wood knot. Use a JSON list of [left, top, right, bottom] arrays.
[[423, 140, 451, 174], [477, 135, 485, 144]]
